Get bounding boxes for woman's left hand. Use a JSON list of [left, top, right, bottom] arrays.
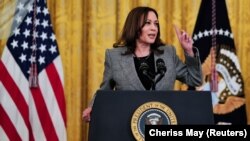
[[174, 25, 194, 56]]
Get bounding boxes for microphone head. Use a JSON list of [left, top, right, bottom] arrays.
[[156, 58, 166, 74], [139, 62, 149, 75]]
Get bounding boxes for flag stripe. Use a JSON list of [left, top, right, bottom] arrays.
[[54, 56, 64, 86], [29, 93, 47, 141], [0, 105, 22, 141], [0, 82, 29, 141], [40, 68, 67, 141], [0, 60, 32, 140], [0, 58, 29, 121], [1, 49, 30, 104], [46, 61, 66, 124], [0, 126, 10, 141], [31, 88, 59, 141]]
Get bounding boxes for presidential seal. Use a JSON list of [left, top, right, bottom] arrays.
[[131, 101, 177, 141]]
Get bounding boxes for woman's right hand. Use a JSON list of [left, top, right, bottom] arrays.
[[82, 107, 92, 122]]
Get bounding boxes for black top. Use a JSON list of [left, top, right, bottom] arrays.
[[134, 53, 155, 90]]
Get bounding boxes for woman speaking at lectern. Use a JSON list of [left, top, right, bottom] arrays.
[[82, 6, 202, 122]]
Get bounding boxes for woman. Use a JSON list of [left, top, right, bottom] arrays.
[[82, 6, 202, 122]]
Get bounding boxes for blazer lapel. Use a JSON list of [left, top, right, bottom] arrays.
[[121, 54, 145, 90]]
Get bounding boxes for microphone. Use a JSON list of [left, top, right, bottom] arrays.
[[139, 62, 156, 90], [155, 58, 167, 83], [139, 62, 150, 76], [156, 58, 166, 75]]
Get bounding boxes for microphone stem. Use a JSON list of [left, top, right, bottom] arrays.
[[152, 81, 155, 90], [142, 71, 156, 90]]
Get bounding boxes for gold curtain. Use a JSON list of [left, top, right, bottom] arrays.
[[1, 0, 250, 141]]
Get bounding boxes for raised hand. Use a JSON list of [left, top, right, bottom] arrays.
[[174, 25, 194, 56]]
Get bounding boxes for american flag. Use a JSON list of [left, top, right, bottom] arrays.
[[0, 0, 67, 141]]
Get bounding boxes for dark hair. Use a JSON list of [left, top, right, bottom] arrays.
[[113, 6, 165, 55]]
